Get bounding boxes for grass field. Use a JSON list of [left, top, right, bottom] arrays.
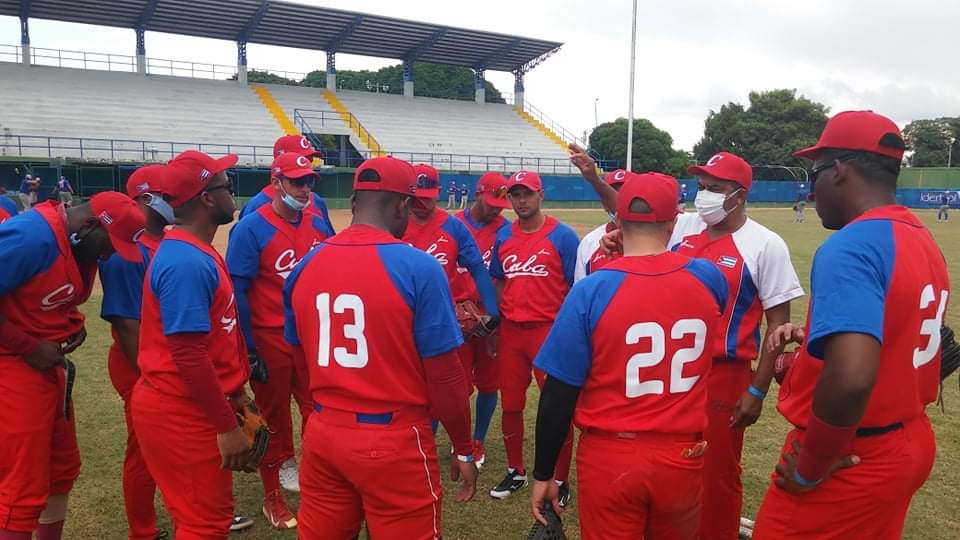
[[62, 207, 959, 539]]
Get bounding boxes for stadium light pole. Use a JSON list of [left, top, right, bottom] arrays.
[[949, 136, 956, 168], [594, 98, 599, 130], [626, 0, 638, 171]]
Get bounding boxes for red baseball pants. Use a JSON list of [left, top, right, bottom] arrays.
[[250, 328, 312, 468], [457, 336, 498, 393], [699, 360, 752, 540], [752, 414, 935, 540], [131, 381, 233, 540], [0, 358, 80, 533], [498, 319, 572, 480], [577, 430, 705, 540], [297, 406, 443, 540], [107, 341, 159, 540]]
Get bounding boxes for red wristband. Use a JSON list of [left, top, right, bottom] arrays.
[[0, 319, 41, 355], [796, 413, 856, 482]]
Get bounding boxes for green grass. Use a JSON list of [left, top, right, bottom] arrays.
[[63, 208, 959, 539]]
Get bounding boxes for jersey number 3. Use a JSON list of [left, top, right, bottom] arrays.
[[316, 293, 368, 368], [913, 285, 949, 368], [625, 319, 706, 398]]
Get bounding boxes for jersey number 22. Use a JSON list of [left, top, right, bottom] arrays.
[[625, 319, 706, 398]]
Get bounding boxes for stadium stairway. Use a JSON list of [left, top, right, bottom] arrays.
[[252, 84, 298, 135], [319, 89, 385, 157], [514, 108, 569, 152]]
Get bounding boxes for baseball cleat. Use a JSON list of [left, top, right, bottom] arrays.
[[490, 469, 528, 499], [279, 458, 300, 492], [229, 515, 254, 532], [263, 489, 297, 529]]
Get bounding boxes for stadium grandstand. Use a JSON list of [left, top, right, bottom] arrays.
[[0, 0, 590, 175]]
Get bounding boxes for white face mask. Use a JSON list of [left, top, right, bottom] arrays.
[[694, 188, 741, 225]]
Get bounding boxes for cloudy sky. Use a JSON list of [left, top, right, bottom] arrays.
[[1, 0, 957, 150]]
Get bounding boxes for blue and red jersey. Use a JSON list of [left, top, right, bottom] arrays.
[[283, 224, 463, 413], [238, 185, 335, 231], [227, 204, 333, 346], [778, 206, 950, 429], [138, 229, 248, 398], [451, 210, 510, 302], [0, 196, 16, 223], [535, 252, 728, 434], [671, 214, 803, 362], [98, 233, 162, 324], [490, 215, 579, 323], [0, 202, 94, 351]]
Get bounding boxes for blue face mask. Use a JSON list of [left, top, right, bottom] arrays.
[[279, 182, 307, 212], [144, 193, 175, 225]]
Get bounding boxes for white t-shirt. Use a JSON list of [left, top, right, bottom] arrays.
[[574, 223, 608, 283]]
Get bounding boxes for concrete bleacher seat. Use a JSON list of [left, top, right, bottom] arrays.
[[0, 62, 281, 164]]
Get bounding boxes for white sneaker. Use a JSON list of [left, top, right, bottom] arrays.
[[279, 458, 299, 493]]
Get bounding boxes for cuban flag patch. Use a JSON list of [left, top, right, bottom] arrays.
[[717, 255, 738, 268]]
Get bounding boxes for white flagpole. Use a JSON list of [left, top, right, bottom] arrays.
[[626, 0, 638, 171]]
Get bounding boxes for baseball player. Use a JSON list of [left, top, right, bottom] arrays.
[[237, 134, 335, 231], [593, 149, 804, 537], [450, 171, 513, 465], [97, 164, 175, 540], [283, 156, 478, 539], [752, 111, 950, 539], [572, 169, 627, 283], [131, 150, 256, 540], [226, 152, 335, 529], [488, 170, 580, 504], [459, 183, 470, 209], [531, 172, 728, 540], [447, 181, 458, 209], [0, 192, 145, 540], [0, 185, 18, 222]]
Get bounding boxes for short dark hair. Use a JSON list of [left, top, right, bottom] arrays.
[[818, 148, 901, 188], [353, 189, 406, 210]]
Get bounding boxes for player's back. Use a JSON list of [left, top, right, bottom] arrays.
[[538, 252, 728, 435], [284, 224, 462, 414], [779, 206, 951, 429]]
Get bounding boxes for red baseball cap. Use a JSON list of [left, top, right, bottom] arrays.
[[793, 110, 905, 161], [476, 172, 511, 209], [274, 134, 321, 159], [688, 152, 753, 190], [604, 169, 628, 187], [272, 153, 318, 180], [126, 164, 168, 198], [164, 150, 238, 208], [617, 172, 680, 223], [507, 170, 542, 193], [353, 156, 417, 196], [89, 191, 146, 262], [413, 164, 441, 199]]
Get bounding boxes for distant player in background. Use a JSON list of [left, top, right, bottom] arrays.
[[794, 184, 808, 223], [0, 192, 145, 540], [488, 170, 580, 504], [0, 184, 17, 222], [237, 135, 335, 232], [451, 171, 513, 465], [753, 111, 950, 539], [460, 182, 470, 209], [56, 176, 75, 207], [285, 157, 478, 538], [448, 181, 458, 209], [226, 153, 335, 529], [132, 151, 256, 540], [98, 165, 175, 540], [531, 172, 728, 540], [18, 173, 38, 209], [937, 193, 950, 222]]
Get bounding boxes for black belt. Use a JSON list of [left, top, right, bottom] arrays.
[[855, 422, 903, 437]]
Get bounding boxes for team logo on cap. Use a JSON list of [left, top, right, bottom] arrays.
[[98, 211, 114, 225], [300, 137, 310, 149], [136, 182, 150, 194], [707, 154, 724, 166], [273, 167, 282, 175], [199, 169, 211, 181], [515, 172, 527, 182], [297, 155, 310, 168], [131, 228, 145, 243], [614, 170, 626, 181]]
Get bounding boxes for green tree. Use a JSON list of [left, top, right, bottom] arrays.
[[235, 70, 300, 85], [693, 89, 829, 167], [589, 118, 687, 175], [298, 63, 505, 103], [903, 118, 959, 167]]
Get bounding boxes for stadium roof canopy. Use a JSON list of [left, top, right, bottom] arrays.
[[0, 0, 563, 73]]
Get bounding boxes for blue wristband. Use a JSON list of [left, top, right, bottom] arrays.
[[747, 385, 767, 400], [794, 469, 822, 487]]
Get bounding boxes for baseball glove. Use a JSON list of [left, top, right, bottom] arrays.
[[456, 300, 485, 337], [941, 325, 959, 382], [773, 350, 798, 385], [236, 401, 270, 467], [528, 504, 566, 540]]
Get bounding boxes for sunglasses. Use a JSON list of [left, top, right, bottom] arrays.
[[809, 154, 857, 188], [280, 175, 316, 189], [204, 178, 234, 195]]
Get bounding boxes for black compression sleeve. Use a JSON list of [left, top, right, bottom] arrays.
[[533, 375, 581, 481]]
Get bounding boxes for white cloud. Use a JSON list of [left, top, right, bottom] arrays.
[[1, 0, 956, 152]]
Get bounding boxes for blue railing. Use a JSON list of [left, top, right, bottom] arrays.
[[0, 134, 272, 164]]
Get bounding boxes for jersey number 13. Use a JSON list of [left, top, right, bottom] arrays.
[[316, 293, 369, 368]]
